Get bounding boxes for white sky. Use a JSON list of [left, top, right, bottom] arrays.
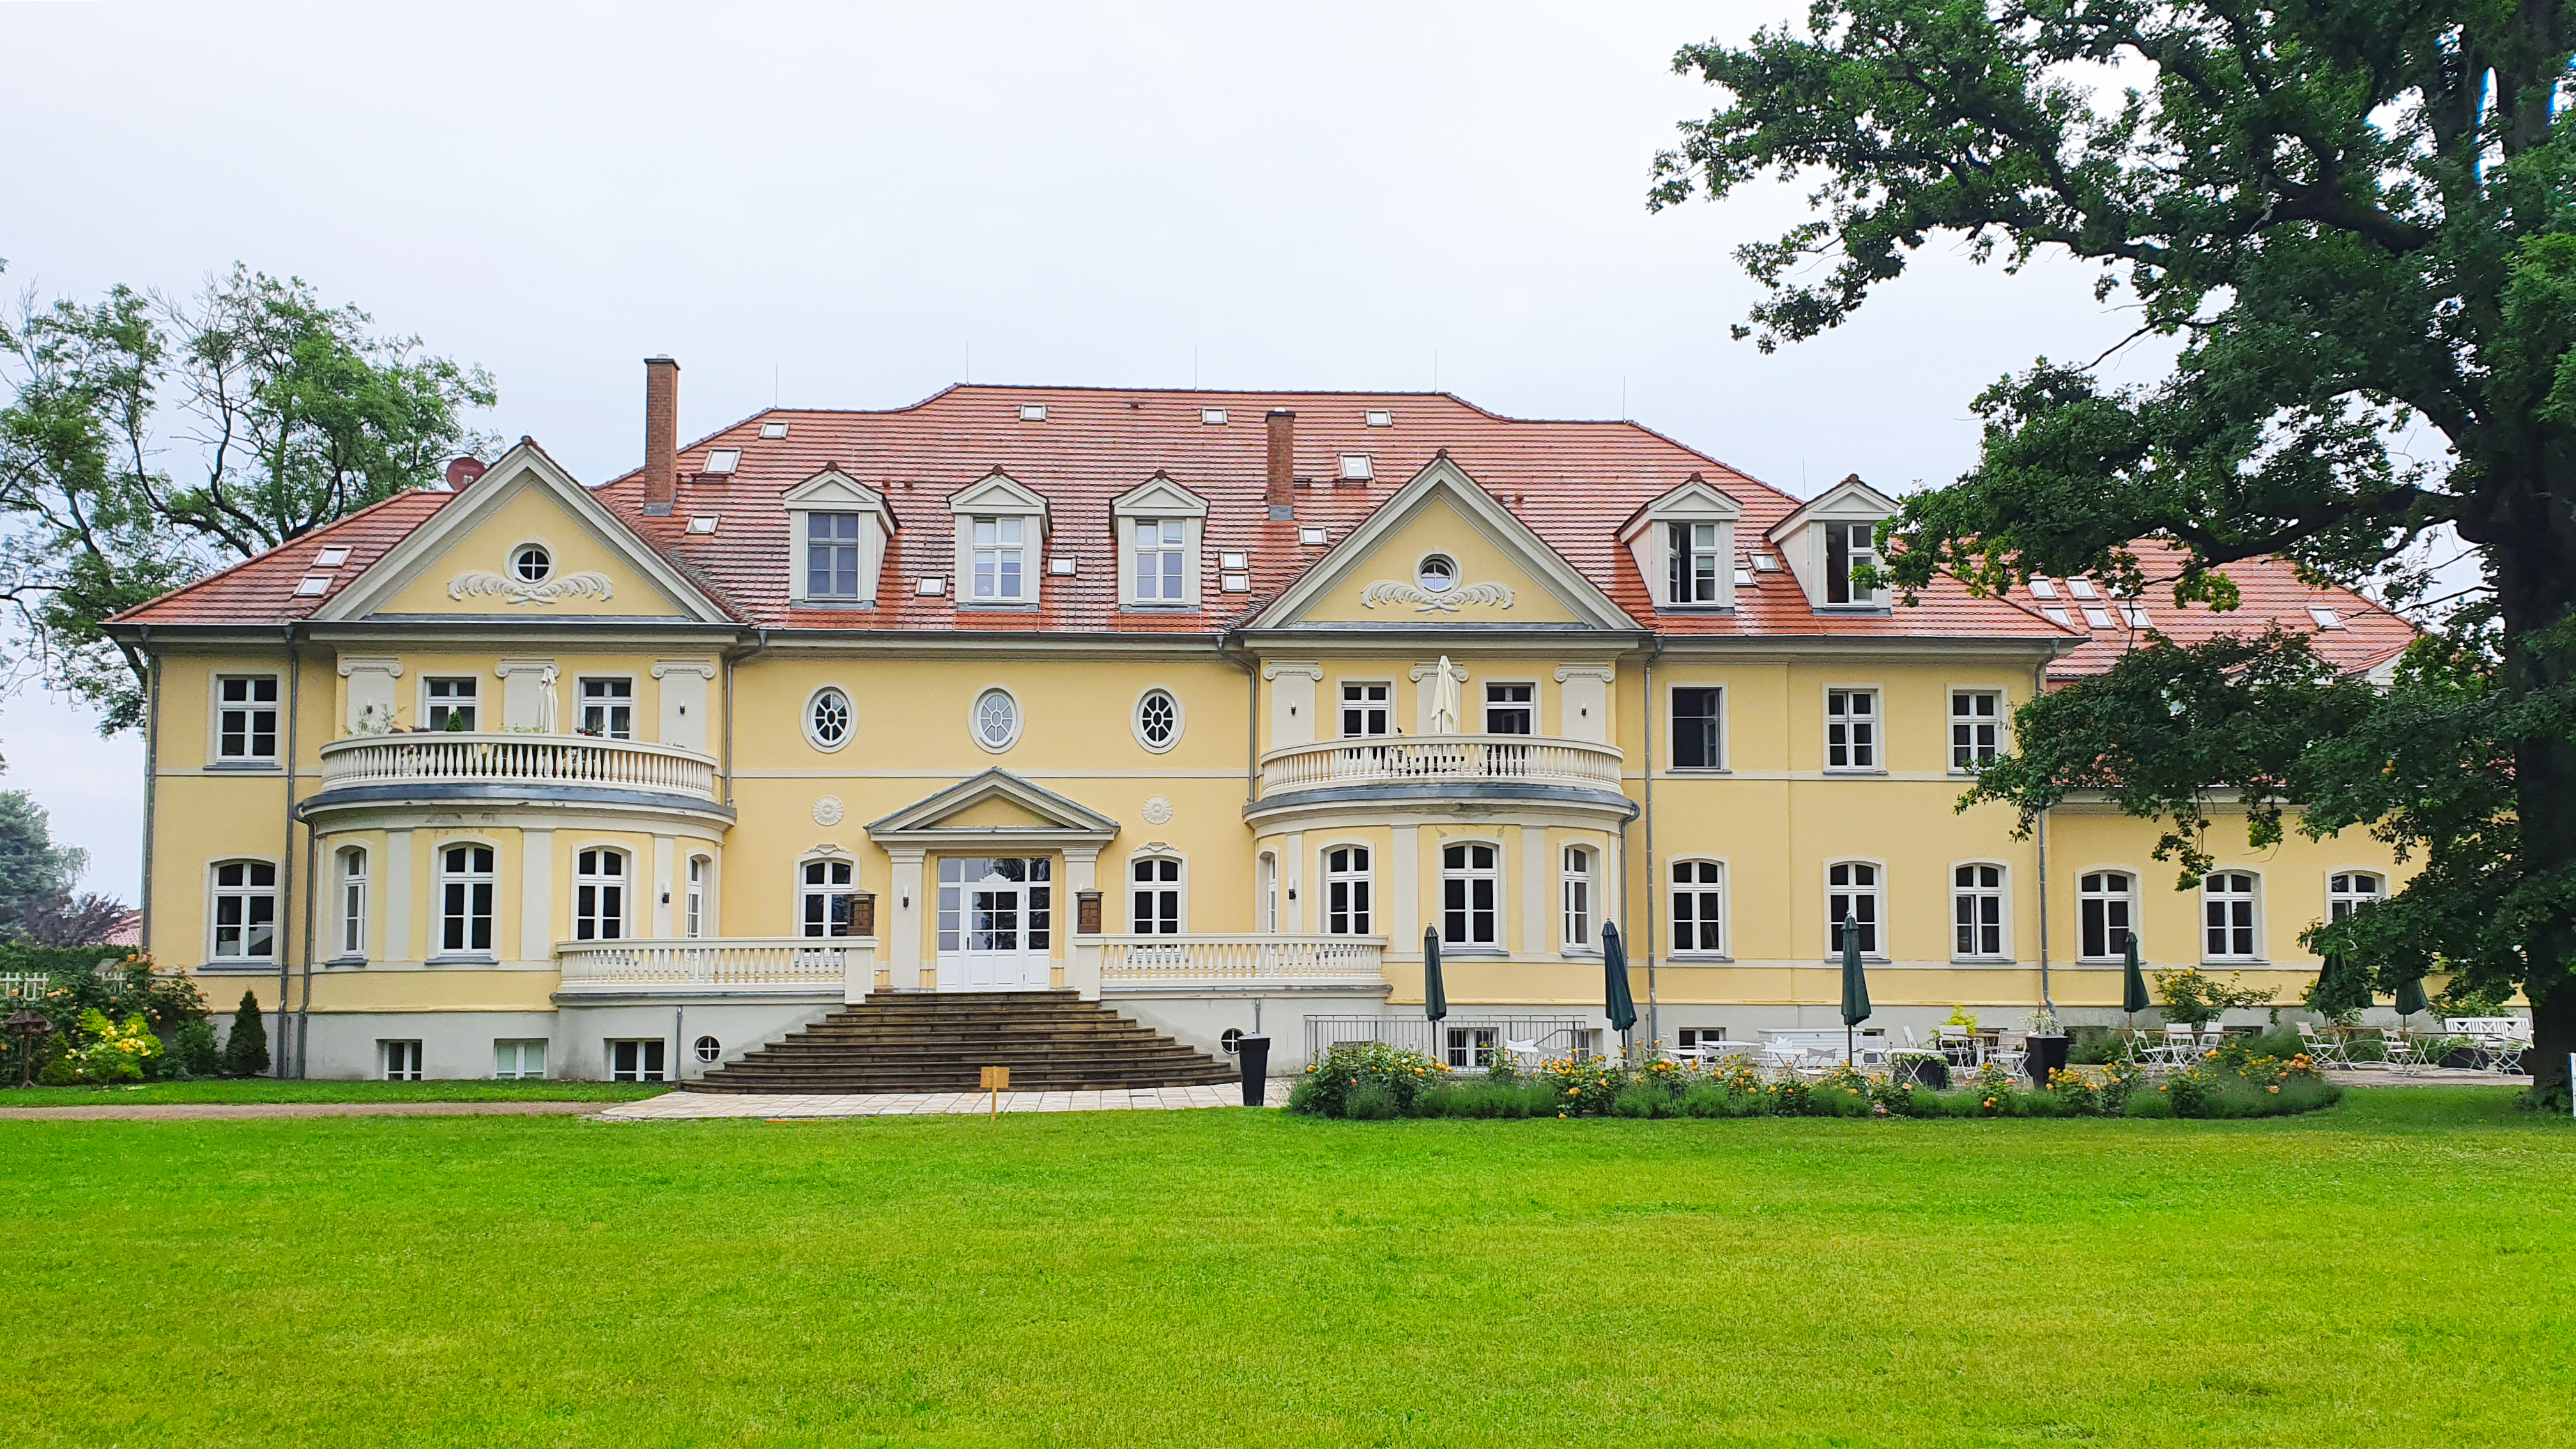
[[0, 0, 2175, 898]]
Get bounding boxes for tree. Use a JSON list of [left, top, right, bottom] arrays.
[[0, 788, 86, 939], [224, 988, 270, 1078], [19, 891, 132, 947], [1653, 2, 2576, 1100], [0, 264, 495, 731]]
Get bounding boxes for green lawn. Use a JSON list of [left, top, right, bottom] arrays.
[[4, 1089, 2569, 1448], [0, 1078, 666, 1107]]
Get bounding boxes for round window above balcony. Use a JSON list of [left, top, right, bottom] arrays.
[[805, 686, 853, 752], [1416, 553, 1457, 594], [512, 543, 553, 583]]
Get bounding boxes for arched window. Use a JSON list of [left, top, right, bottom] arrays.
[[2079, 870, 2136, 960], [1441, 841, 1499, 947], [335, 847, 368, 958], [2202, 871, 2261, 960], [438, 844, 496, 954], [799, 857, 857, 938], [1952, 863, 2007, 959], [1324, 846, 1372, 935], [2329, 871, 2385, 921], [806, 687, 853, 751], [684, 855, 710, 939], [1130, 854, 1183, 934], [210, 860, 279, 962], [574, 848, 628, 942], [1135, 688, 1182, 751], [1561, 846, 1595, 949], [1827, 861, 1882, 956], [1671, 859, 1726, 955]]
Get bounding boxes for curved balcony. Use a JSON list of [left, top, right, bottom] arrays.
[[302, 733, 730, 822], [1248, 734, 1634, 822]]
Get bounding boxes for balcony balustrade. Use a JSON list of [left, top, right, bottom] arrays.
[[1258, 734, 1623, 797], [555, 937, 874, 997], [317, 733, 720, 806], [1093, 933, 1386, 988]]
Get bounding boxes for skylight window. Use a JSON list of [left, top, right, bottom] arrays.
[[295, 576, 330, 597], [1048, 556, 1077, 576], [2029, 578, 2058, 599], [1221, 572, 1250, 593], [1298, 526, 1327, 546], [2043, 606, 2070, 624], [1339, 454, 1374, 480], [686, 516, 719, 535], [703, 448, 740, 475], [760, 420, 789, 440], [1220, 551, 1248, 570], [2121, 602, 2151, 628], [917, 576, 947, 595], [1364, 410, 1393, 427], [2308, 605, 2345, 629], [313, 546, 351, 569], [1200, 408, 1229, 425], [2066, 578, 2098, 599], [1018, 404, 1048, 422], [1751, 553, 1780, 572], [1734, 568, 1754, 587], [2081, 606, 2113, 628]]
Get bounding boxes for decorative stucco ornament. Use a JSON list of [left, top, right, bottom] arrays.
[[1141, 794, 1174, 826], [1360, 579, 1514, 614], [812, 795, 845, 827], [448, 570, 616, 606]]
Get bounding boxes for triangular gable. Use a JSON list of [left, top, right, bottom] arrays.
[[1251, 454, 1635, 631], [1110, 471, 1208, 519], [866, 769, 1119, 847], [1765, 473, 1899, 543], [783, 465, 892, 519], [1617, 474, 1742, 544], [315, 441, 734, 623], [947, 469, 1050, 519]]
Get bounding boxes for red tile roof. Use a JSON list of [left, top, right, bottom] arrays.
[[110, 385, 2412, 678], [2031, 540, 2418, 681]]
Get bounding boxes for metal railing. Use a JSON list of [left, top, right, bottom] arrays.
[[1302, 1015, 1597, 1066], [1096, 934, 1385, 986], [1259, 734, 1623, 795], [319, 733, 720, 802], [555, 937, 868, 992]]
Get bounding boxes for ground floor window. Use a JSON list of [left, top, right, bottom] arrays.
[[1676, 1027, 1727, 1054], [1445, 1025, 1499, 1070], [801, 857, 857, 937], [381, 1040, 424, 1081], [1671, 860, 1726, 954], [1828, 862, 1882, 956], [1324, 847, 1371, 935], [936, 857, 1052, 953], [1441, 842, 1499, 946], [1130, 854, 1182, 934], [2079, 870, 2136, 960], [494, 1039, 547, 1080], [210, 859, 279, 962], [693, 1035, 723, 1065], [608, 1039, 667, 1082]]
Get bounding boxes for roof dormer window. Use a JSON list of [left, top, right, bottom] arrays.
[[782, 468, 895, 606], [1110, 473, 1209, 610], [969, 517, 1029, 602], [1765, 474, 1897, 611], [1668, 521, 1724, 604], [1623, 475, 1744, 613], [1823, 521, 1876, 605]]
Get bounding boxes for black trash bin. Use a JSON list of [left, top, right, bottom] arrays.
[[1235, 1034, 1271, 1107], [2025, 1033, 2071, 1087]]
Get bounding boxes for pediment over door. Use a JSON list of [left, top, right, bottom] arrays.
[[866, 769, 1119, 852]]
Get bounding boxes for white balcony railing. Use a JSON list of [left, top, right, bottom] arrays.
[[555, 937, 873, 994], [320, 733, 720, 803], [1096, 933, 1386, 988], [1259, 735, 1623, 795]]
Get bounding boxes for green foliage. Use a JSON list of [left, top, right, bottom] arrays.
[[0, 954, 206, 1084], [0, 790, 87, 938], [1289, 1041, 1445, 1118], [172, 1019, 220, 1078], [224, 990, 270, 1078], [2155, 967, 2280, 1027]]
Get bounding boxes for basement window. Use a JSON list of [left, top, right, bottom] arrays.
[[1200, 408, 1229, 425], [1018, 404, 1048, 422], [703, 448, 740, 475], [760, 420, 789, 439]]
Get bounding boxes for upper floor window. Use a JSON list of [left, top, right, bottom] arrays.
[[1823, 521, 1876, 605], [800, 857, 857, 938], [1667, 520, 1723, 604], [425, 677, 477, 733], [579, 678, 633, 739], [808, 512, 862, 599], [1828, 861, 1882, 956], [1952, 863, 2006, 959], [2203, 871, 2260, 960], [574, 848, 628, 942], [972, 687, 1022, 752], [1561, 846, 1594, 949], [336, 847, 367, 958], [1130, 855, 1183, 935], [1341, 682, 1391, 738], [970, 516, 1028, 602], [210, 860, 278, 962], [1135, 688, 1181, 752], [1324, 846, 1372, 935], [1950, 690, 2002, 769], [805, 687, 854, 751], [1672, 859, 1726, 955], [1827, 689, 1879, 770], [2080, 870, 2136, 960], [438, 844, 496, 955], [1484, 684, 1534, 736], [1131, 518, 1187, 602], [215, 675, 280, 762], [1671, 687, 1722, 769], [685, 856, 709, 939], [1441, 842, 1500, 947], [2329, 871, 2384, 921]]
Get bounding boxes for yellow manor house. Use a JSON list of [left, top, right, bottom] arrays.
[[106, 364, 2420, 1083]]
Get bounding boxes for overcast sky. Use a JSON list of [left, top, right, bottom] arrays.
[[1, 1, 2176, 898]]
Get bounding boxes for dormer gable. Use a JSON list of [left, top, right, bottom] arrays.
[[947, 470, 1050, 608], [1110, 472, 1210, 610], [783, 466, 895, 606], [1765, 473, 1899, 611], [1619, 473, 1745, 611]]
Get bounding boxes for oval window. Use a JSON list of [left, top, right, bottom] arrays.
[[1135, 688, 1181, 752], [972, 687, 1021, 751], [512, 544, 553, 583], [1417, 553, 1457, 594], [806, 687, 853, 751]]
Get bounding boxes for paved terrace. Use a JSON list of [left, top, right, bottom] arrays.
[[598, 1081, 1294, 1120]]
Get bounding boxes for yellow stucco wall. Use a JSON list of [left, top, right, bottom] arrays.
[[375, 485, 689, 617]]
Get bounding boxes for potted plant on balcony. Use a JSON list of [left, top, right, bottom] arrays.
[[2023, 1007, 2070, 1087]]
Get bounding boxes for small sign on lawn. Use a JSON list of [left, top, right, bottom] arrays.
[[979, 1064, 1009, 1119]]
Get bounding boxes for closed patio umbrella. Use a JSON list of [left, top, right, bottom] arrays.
[[2395, 972, 2429, 1021], [2122, 933, 2150, 1028], [1839, 910, 1871, 1066], [1601, 921, 1638, 1040], [1423, 926, 1447, 1025], [1429, 656, 1462, 734]]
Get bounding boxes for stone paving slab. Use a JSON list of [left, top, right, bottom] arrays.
[[0, 1100, 610, 1123], [2321, 1067, 2530, 1087], [599, 1079, 1292, 1121]]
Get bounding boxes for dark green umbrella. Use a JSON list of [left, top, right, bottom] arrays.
[[2122, 933, 2151, 1022], [1422, 926, 1447, 1025], [1601, 921, 1638, 1038], [2394, 972, 2428, 1020], [1839, 910, 1871, 1065]]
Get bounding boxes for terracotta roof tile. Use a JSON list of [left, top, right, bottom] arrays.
[[108, 491, 459, 626]]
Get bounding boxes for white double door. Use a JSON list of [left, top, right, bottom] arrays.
[[934, 855, 1054, 990]]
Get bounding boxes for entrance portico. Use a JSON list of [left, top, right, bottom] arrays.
[[865, 770, 1117, 992]]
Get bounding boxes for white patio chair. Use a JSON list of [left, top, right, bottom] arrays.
[[2476, 1035, 2526, 1075], [1988, 1033, 2028, 1079], [1759, 1040, 1810, 1077], [2378, 1027, 2421, 1075], [2156, 1023, 2198, 1067], [1505, 1038, 1541, 1070], [1935, 1026, 1980, 1069], [2296, 1021, 2350, 1068]]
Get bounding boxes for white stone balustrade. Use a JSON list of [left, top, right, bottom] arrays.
[[1094, 933, 1386, 987], [320, 733, 720, 803], [1257, 735, 1623, 795], [555, 937, 877, 1000]]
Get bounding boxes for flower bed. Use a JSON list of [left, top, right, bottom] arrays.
[[1285, 1039, 2341, 1121]]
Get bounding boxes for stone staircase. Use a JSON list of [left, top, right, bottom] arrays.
[[687, 990, 1241, 1094]]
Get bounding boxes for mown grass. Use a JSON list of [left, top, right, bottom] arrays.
[[4, 1089, 2570, 1448], [0, 1078, 666, 1107]]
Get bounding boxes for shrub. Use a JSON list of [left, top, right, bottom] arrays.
[[1539, 1056, 1631, 1116], [2124, 1087, 2177, 1117], [1290, 1041, 1446, 1117], [224, 992, 270, 1078], [2154, 966, 2278, 1026], [173, 1020, 222, 1077], [1344, 1082, 1399, 1121], [2046, 1066, 2102, 1116]]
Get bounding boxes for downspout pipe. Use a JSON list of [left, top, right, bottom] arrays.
[[277, 625, 302, 1077], [1641, 638, 1664, 1049], [139, 631, 158, 956], [2034, 656, 2053, 1011], [1220, 631, 1258, 810]]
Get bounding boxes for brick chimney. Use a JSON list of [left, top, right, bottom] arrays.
[[1265, 408, 1296, 520], [643, 356, 679, 517]]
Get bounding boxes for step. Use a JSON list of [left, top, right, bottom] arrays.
[[693, 992, 1239, 1094]]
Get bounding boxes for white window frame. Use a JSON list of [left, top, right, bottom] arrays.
[[1951, 861, 2010, 962], [2327, 870, 2386, 923], [804, 510, 865, 600], [1827, 860, 1885, 959], [1338, 680, 1393, 738], [211, 673, 282, 764], [1130, 517, 1190, 604], [684, 854, 711, 939], [1133, 687, 1184, 753], [1825, 687, 1881, 772], [1322, 843, 1373, 936], [1561, 845, 1595, 951], [1669, 684, 1724, 771], [1823, 520, 1878, 606], [578, 676, 635, 740], [381, 1040, 425, 1081], [608, 1038, 668, 1082], [969, 685, 1023, 753], [1257, 850, 1280, 935], [968, 515, 1031, 604], [572, 846, 629, 942], [334, 846, 367, 961], [804, 685, 854, 753], [1669, 858, 1728, 958], [1666, 519, 1724, 605], [434, 841, 498, 959], [784, 471, 893, 606], [1128, 850, 1186, 935], [422, 675, 479, 732], [1949, 688, 2004, 772], [2078, 869, 2138, 962], [1439, 839, 1503, 949], [208, 858, 280, 963], [493, 1038, 548, 1080], [797, 854, 859, 939], [2202, 871, 2263, 962], [1482, 680, 1537, 736]]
